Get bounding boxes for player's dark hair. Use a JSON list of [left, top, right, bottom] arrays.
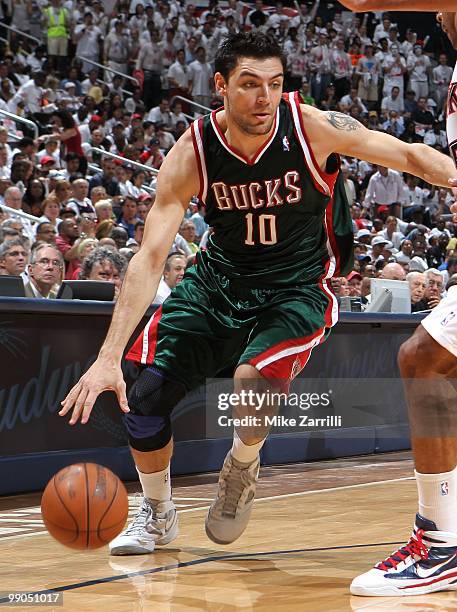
[[215, 31, 286, 81]]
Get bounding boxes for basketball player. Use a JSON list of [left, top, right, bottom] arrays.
[[60, 32, 457, 558], [328, 5, 457, 598]]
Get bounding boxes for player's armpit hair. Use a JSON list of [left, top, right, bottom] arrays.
[[326, 112, 361, 132]]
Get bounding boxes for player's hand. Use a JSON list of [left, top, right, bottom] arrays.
[[59, 358, 130, 425]]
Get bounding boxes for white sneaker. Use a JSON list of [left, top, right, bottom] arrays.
[[205, 452, 259, 545], [350, 514, 457, 596], [109, 497, 178, 555]]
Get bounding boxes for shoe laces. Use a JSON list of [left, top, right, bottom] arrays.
[[145, 504, 171, 537], [376, 529, 429, 571], [217, 462, 255, 519], [123, 497, 151, 536]]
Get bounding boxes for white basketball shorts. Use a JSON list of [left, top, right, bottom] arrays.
[[421, 285, 457, 358]]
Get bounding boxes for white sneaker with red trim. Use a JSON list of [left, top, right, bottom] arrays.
[[351, 514, 457, 596]]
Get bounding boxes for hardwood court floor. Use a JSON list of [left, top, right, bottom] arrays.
[[1, 452, 457, 611]]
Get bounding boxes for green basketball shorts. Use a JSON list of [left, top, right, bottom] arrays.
[[126, 260, 337, 393]]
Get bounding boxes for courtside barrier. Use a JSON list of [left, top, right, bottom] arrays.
[[0, 298, 422, 493]]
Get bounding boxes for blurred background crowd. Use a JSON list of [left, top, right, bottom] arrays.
[[0, 0, 455, 310]]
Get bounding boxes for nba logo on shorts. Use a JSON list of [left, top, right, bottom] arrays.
[[291, 356, 301, 378], [441, 481, 449, 496], [282, 136, 290, 152]]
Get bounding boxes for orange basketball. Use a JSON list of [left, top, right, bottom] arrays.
[[41, 463, 129, 550]]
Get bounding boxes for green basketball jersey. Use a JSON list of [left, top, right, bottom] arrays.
[[190, 91, 353, 288]]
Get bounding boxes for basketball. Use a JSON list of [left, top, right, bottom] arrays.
[[41, 463, 129, 550]]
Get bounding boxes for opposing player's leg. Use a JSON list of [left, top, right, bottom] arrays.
[[206, 284, 335, 544], [351, 286, 457, 596]]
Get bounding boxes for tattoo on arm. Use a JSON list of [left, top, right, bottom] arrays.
[[326, 112, 361, 132]]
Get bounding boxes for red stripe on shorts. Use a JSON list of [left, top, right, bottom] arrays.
[[248, 327, 325, 392], [125, 306, 163, 365]]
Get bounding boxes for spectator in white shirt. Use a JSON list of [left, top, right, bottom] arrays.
[[339, 87, 368, 114], [155, 123, 176, 152], [26, 46, 47, 72], [129, 4, 148, 34], [356, 45, 381, 108], [341, 165, 357, 206], [407, 44, 431, 101], [189, 46, 213, 109], [168, 49, 192, 100], [160, 28, 178, 73], [103, 20, 130, 81], [170, 101, 189, 129], [0, 145, 10, 180], [423, 122, 448, 148], [402, 174, 431, 213], [37, 136, 61, 168], [125, 88, 143, 115], [330, 38, 352, 100], [381, 85, 404, 117], [379, 215, 405, 249], [136, 28, 163, 109], [363, 165, 405, 218], [374, 17, 392, 44], [381, 44, 407, 99], [74, 13, 102, 74], [146, 98, 173, 128], [114, 166, 134, 198], [16, 71, 46, 115], [401, 29, 417, 58], [3, 187, 35, 242], [432, 53, 453, 111], [308, 33, 333, 104], [81, 69, 100, 95]]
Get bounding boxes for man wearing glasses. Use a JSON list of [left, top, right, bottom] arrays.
[[24, 244, 63, 299]]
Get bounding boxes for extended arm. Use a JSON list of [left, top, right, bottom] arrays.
[[338, 0, 456, 10], [303, 107, 457, 190], [60, 130, 200, 424], [98, 136, 198, 361]]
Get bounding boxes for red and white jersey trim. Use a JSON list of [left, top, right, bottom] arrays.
[[190, 118, 208, 203], [446, 62, 457, 166], [321, 213, 339, 326], [210, 107, 280, 165], [283, 92, 339, 326], [283, 91, 338, 197], [140, 307, 161, 364]]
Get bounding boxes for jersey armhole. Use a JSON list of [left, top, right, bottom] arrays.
[[190, 118, 208, 203], [283, 91, 339, 197]]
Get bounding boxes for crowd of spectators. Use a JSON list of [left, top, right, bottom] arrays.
[[0, 0, 455, 311]]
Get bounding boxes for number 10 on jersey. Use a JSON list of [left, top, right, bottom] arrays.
[[245, 213, 278, 246]]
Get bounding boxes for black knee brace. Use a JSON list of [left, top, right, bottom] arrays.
[[124, 366, 186, 452]]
